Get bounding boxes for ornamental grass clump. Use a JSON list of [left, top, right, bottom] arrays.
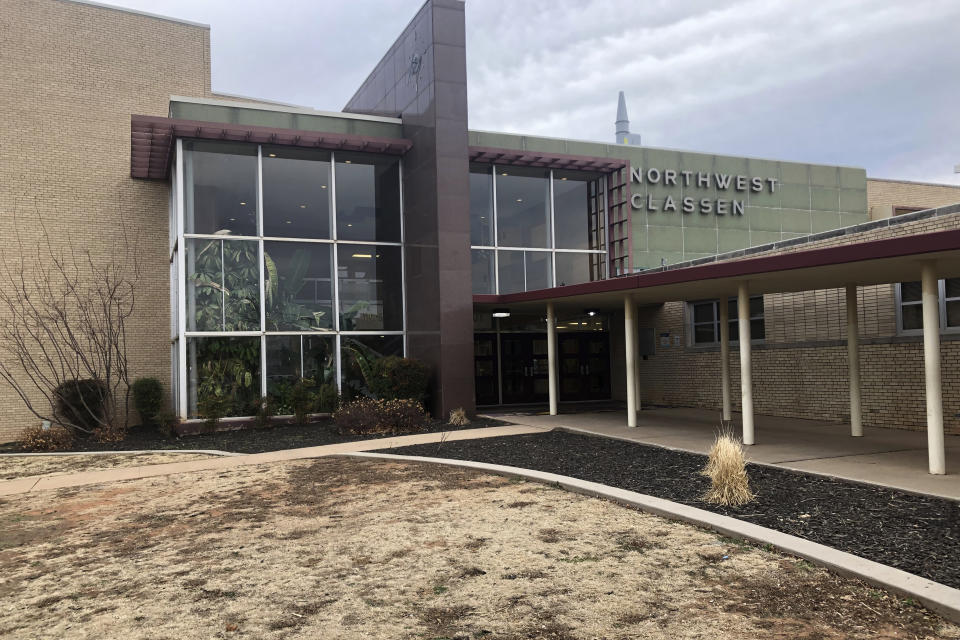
[[702, 431, 755, 507], [448, 407, 470, 426]]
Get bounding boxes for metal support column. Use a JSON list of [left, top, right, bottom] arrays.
[[846, 284, 863, 437], [737, 283, 754, 445], [624, 295, 637, 427], [719, 297, 732, 422], [921, 262, 945, 475], [547, 301, 558, 416]]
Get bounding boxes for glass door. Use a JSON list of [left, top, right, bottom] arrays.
[[559, 333, 611, 401]]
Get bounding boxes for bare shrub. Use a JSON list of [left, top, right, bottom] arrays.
[[702, 431, 755, 507], [18, 424, 74, 452], [333, 398, 427, 435], [448, 407, 470, 426]]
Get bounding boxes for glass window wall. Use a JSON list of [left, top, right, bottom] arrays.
[[175, 141, 405, 419], [470, 165, 494, 246], [340, 334, 404, 399], [471, 249, 495, 295], [496, 167, 550, 248]]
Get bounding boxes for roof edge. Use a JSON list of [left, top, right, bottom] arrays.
[[57, 0, 209, 28]]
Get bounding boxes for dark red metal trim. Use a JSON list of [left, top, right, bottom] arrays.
[[468, 145, 627, 172], [474, 228, 960, 304], [131, 114, 413, 180]]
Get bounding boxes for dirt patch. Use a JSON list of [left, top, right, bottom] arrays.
[[0, 452, 216, 481], [0, 456, 957, 639]]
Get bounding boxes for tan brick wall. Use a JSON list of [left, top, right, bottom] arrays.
[[867, 178, 960, 220], [0, 0, 210, 442], [635, 195, 960, 434]]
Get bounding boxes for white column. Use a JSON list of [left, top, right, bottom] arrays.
[[719, 296, 732, 422], [921, 262, 945, 475], [547, 301, 558, 416], [624, 295, 637, 427], [737, 283, 755, 445], [846, 285, 863, 437]]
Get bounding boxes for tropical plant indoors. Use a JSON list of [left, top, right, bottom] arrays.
[[0, 209, 139, 439]]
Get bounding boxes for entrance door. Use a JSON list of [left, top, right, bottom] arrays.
[[474, 334, 499, 406], [559, 333, 611, 401], [500, 334, 550, 404]]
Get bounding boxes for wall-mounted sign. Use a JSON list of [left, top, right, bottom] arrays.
[[630, 167, 778, 217]]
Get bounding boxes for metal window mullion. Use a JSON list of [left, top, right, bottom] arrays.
[[491, 164, 500, 294], [257, 145, 267, 398], [549, 169, 557, 286], [398, 157, 407, 356], [176, 138, 188, 419], [330, 151, 342, 392], [219, 240, 226, 330]]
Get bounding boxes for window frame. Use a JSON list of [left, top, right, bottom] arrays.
[[687, 296, 765, 347], [895, 280, 960, 336]]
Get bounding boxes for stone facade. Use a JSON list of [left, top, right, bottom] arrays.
[[0, 0, 211, 442], [867, 178, 960, 220]]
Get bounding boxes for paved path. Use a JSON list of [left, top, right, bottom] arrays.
[[0, 424, 547, 496], [485, 407, 960, 500]]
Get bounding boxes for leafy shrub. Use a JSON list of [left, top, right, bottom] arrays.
[[154, 409, 179, 438], [131, 377, 164, 428], [198, 391, 231, 429], [448, 407, 470, 426], [288, 379, 316, 425], [367, 356, 430, 403], [315, 383, 339, 413], [18, 424, 75, 452], [702, 432, 754, 507], [54, 378, 107, 433], [253, 396, 275, 428], [333, 398, 427, 436], [92, 424, 126, 443]]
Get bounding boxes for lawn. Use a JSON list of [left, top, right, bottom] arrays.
[[0, 457, 955, 639]]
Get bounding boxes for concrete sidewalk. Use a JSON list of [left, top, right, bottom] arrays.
[[485, 407, 960, 500], [0, 424, 547, 497]]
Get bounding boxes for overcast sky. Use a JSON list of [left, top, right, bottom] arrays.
[[111, 0, 960, 184]]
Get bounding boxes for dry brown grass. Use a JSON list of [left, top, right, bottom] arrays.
[[702, 432, 755, 506], [0, 457, 955, 639], [0, 452, 216, 481], [448, 407, 471, 426]]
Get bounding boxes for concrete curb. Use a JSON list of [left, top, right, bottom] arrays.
[[0, 450, 242, 457], [552, 425, 960, 503], [347, 451, 960, 624]]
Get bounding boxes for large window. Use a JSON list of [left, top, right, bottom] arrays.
[[470, 164, 607, 293], [689, 297, 765, 345], [897, 279, 960, 334], [173, 141, 405, 418]]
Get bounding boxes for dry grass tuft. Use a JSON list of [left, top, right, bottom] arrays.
[[702, 431, 755, 507], [448, 407, 471, 426]]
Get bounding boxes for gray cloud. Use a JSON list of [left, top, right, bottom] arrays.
[[109, 0, 960, 183]]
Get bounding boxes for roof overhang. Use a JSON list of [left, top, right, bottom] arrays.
[[130, 114, 413, 180], [468, 145, 627, 172], [474, 228, 960, 312]]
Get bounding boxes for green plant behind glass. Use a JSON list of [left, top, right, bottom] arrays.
[[190, 239, 259, 331], [264, 248, 332, 331]]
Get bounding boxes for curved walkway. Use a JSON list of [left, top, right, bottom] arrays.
[[0, 424, 548, 496], [349, 451, 960, 624]]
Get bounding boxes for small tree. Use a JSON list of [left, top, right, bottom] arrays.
[[0, 204, 140, 438]]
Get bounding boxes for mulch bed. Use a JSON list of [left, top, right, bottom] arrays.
[[0, 417, 506, 455], [383, 430, 960, 589]]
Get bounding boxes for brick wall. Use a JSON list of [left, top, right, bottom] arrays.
[[867, 178, 960, 220], [0, 0, 210, 442], [636, 200, 960, 434]]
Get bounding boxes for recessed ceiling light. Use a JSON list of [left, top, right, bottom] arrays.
[[516, 198, 523, 202], [285, 220, 292, 224], [321, 185, 327, 189], [347, 223, 353, 227], [268, 153, 276, 158], [299, 204, 307, 209], [501, 172, 508, 176], [344, 160, 352, 164], [492, 308, 511, 318], [352, 253, 372, 258], [228, 217, 235, 222], [561, 177, 568, 181], [480, 216, 485, 219], [240, 202, 246, 206]]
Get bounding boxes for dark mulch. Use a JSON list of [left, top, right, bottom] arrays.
[[0, 417, 506, 455], [384, 430, 960, 589]]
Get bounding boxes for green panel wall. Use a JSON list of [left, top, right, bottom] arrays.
[[468, 130, 869, 270]]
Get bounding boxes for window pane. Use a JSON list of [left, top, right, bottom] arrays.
[[265, 335, 300, 407], [497, 251, 525, 294], [555, 252, 599, 287], [553, 171, 593, 250], [496, 166, 550, 248], [901, 281, 922, 303], [335, 152, 401, 242], [694, 324, 716, 344], [337, 244, 404, 331], [750, 296, 764, 317], [302, 335, 336, 384], [186, 239, 259, 331], [945, 278, 960, 300], [472, 249, 495, 294], [262, 147, 331, 239], [264, 241, 333, 331], [947, 301, 960, 328], [693, 302, 715, 324], [525, 250, 553, 291], [750, 318, 765, 341], [470, 165, 494, 246], [902, 304, 923, 331], [340, 334, 403, 399], [186, 336, 260, 418], [184, 140, 257, 236]]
